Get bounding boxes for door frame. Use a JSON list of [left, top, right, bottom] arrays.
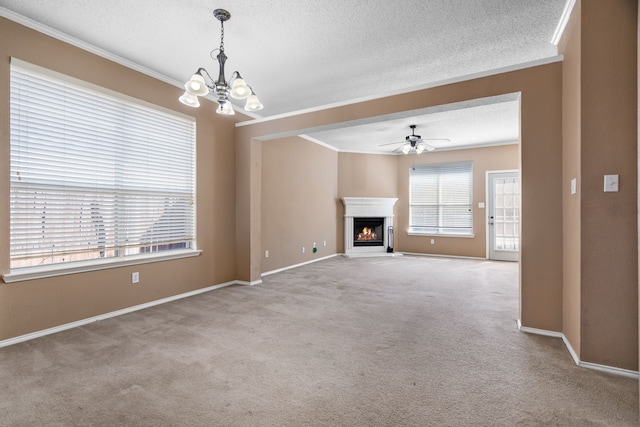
[[486, 169, 520, 261]]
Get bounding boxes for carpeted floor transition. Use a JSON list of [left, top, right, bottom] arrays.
[[0, 255, 638, 426]]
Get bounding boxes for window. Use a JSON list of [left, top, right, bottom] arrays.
[[409, 161, 473, 236], [9, 61, 196, 272]]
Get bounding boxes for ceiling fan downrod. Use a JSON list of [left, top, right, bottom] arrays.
[[406, 124, 421, 147]]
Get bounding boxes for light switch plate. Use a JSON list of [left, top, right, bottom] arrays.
[[570, 178, 577, 195], [604, 174, 619, 192]]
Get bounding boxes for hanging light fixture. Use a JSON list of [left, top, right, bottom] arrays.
[[179, 9, 263, 115], [379, 125, 449, 154], [401, 125, 437, 154]]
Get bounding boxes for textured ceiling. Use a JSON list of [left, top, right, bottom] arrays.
[[0, 0, 567, 153], [306, 95, 521, 154]]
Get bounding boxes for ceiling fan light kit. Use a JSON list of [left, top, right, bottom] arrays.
[[381, 125, 444, 155], [179, 8, 263, 115]]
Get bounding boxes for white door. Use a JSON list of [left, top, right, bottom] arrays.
[[487, 171, 519, 262]]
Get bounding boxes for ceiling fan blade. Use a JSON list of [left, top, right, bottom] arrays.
[[378, 141, 405, 147], [421, 138, 450, 143], [421, 142, 436, 152]]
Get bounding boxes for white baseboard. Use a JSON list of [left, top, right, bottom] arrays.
[[342, 252, 402, 258], [560, 332, 582, 366], [401, 252, 485, 261], [517, 319, 639, 379], [1, 255, 336, 348], [236, 279, 263, 286], [261, 254, 338, 277], [578, 361, 639, 379], [0, 280, 238, 349], [516, 319, 563, 338]]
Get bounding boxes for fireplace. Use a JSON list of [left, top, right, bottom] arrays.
[[342, 197, 398, 257], [353, 217, 384, 247]]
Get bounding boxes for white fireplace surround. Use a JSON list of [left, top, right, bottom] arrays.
[[342, 197, 398, 257]]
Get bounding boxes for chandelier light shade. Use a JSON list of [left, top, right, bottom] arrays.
[[244, 87, 264, 111], [179, 9, 263, 115], [179, 91, 200, 108], [229, 74, 251, 99], [185, 74, 209, 96], [216, 100, 235, 115]]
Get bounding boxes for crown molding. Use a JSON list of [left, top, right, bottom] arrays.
[[551, 0, 577, 45], [0, 7, 185, 91], [298, 135, 340, 152]]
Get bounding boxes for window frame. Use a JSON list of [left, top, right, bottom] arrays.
[[408, 161, 474, 237], [3, 59, 200, 283]]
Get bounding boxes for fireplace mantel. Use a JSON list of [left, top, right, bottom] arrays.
[[342, 197, 398, 257], [342, 197, 398, 217]]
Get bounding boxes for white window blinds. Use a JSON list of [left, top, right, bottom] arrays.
[[9, 63, 196, 269], [409, 161, 473, 235]]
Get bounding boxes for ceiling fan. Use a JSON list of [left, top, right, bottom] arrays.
[[380, 125, 450, 154]]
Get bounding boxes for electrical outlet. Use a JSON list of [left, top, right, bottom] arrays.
[[302, 246, 305, 254], [430, 239, 435, 245], [132, 272, 140, 284], [323, 241, 327, 246], [265, 250, 269, 258]]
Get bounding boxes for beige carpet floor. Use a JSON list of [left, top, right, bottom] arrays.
[[0, 255, 638, 426]]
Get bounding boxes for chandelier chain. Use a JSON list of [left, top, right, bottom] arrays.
[[220, 20, 225, 51]]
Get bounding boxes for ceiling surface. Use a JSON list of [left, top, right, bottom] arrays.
[[0, 0, 568, 154]]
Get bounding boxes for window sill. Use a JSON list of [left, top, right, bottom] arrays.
[[2, 249, 202, 283], [407, 231, 475, 239]]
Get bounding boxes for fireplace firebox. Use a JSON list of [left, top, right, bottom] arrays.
[[353, 217, 384, 247]]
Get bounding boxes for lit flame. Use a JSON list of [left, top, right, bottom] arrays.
[[356, 227, 377, 241]]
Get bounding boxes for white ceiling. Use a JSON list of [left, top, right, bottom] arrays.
[[0, 0, 567, 154], [304, 95, 521, 154]]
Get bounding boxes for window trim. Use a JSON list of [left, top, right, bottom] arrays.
[[2, 249, 202, 283], [406, 231, 475, 238], [408, 161, 474, 236]]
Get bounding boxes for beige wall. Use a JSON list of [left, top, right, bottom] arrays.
[[235, 136, 261, 283], [237, 62, 564, 333], [263, 142, 518, 263], [396, 145, 518, 258], [560, 0, 583, 359], [338, 153, 399, 198], [580, 0, 638, 370], [0, 18, 238, 341], [560, 0, 638, 370], [261, 137, 338, 272]]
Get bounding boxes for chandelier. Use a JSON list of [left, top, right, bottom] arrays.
[[178, 9, 263, 115]]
